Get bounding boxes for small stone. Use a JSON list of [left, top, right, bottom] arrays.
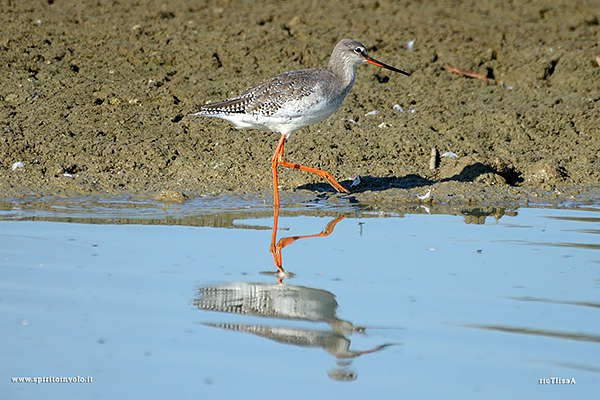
[[155, 190, 186, 203]]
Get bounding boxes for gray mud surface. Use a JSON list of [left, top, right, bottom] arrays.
[[1, 0, 599, 206]]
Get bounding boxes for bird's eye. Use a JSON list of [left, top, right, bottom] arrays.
[[354, 47, 363, 54]]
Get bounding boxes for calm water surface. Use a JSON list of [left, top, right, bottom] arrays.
[[1, 198, 599, 399]]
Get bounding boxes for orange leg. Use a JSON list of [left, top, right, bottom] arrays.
[[270, 205, 284, 273], [270, 134, 348, 206], [270, 135, 285, 207]]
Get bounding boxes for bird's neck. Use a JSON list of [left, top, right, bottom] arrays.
[[328, 61, 357, 98]]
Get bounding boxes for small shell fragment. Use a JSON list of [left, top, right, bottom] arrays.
[[393, 104, 417, 113], [351, 174, 361, 187], [11, 161, 25, 171], [364, 110, 377, 116], [441, 152, 459, 159], [406, 40, 415, 52], [417, 190, 431, 200]]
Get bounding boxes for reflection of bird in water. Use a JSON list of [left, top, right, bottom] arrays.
[[201, 321, 393, 360], [194, 282, 358, 332], [194, 282, 395, 381], [191, 39, 409, 206], [194, 212, 398, 381]]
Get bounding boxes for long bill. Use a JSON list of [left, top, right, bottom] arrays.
[[366, 56, 410, 76]]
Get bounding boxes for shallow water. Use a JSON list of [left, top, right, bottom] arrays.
[[2, 198, 599, 399]]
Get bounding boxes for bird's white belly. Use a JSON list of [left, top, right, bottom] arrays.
[[224, 94, 339, 136]]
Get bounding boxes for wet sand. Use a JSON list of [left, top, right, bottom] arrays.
[[1, 0, 599, 205]]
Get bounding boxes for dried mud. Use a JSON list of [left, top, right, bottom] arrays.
[[1, 0, 599, 207]]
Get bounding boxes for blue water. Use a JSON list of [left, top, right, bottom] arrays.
[[1, 200, 598, 399]]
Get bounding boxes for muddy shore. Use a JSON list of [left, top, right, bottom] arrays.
[[1, 0, 599, 206]]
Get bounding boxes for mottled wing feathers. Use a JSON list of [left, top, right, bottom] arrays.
[[195, 96, 250, 114], [196, 68, 333, 117]]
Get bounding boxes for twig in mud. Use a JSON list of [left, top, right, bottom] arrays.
[[444, 65, 489, 82]]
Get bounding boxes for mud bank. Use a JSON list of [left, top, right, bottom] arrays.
[[1, 0, 599, 205]]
